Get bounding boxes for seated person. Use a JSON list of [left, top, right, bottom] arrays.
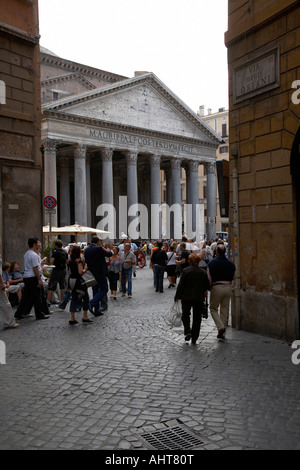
[[9, 261, 24, 287], [2, 262, 23, 303]]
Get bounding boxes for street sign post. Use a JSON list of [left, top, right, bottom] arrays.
[[43, 196, 57, 248]]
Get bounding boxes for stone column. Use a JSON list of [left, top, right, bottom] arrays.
[[150, 154, 161, 239], [101, 148, 114, 207], [187, 161, 199, 239], [86, 156, 91, 227], [126, 151, 138, 231], [59, 157, 70, 227], [101, 148, 114, 239], [170, 157, 182, 239], [206, 162, 216, 241], [74, 144, 87, 227], [43, 138, 59, 226], [114, 167, 121, 238], [166, 168, 172, 207]]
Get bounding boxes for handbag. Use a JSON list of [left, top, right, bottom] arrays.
[[81, 270, 97, 288], [169, 302, 182, 327], [68, 276, 87, 296]]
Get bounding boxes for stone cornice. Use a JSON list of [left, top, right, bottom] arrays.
[[0, 21, 39, 45], [42, 109, 219, 149], [41, 72, 96, 90], [40, 52, 127, 84]]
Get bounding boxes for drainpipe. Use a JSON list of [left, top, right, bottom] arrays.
[[232, 165, 241, 330]]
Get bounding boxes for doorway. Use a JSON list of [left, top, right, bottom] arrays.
[[290, 126, 300, 337]]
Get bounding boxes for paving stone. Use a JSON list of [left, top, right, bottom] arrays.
[[0, 266, 300, 450]]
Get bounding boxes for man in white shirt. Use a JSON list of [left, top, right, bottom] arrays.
[[14, 237, 49, 320]]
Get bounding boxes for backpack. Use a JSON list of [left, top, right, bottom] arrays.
[[53, 249, 68, 270]]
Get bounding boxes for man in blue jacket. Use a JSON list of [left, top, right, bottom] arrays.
[[84, 236, 113, 316], [207, 244, 236, 339]]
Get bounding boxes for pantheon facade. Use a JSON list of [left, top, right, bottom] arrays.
[[41, 49, 221, 241]]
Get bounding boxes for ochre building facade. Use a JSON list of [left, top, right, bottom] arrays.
[[225, 0, 300, 341]]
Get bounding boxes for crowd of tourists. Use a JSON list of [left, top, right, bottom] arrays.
[[0, 233, 235, 344]]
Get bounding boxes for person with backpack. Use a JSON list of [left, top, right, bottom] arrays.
[[46, 239, 68, 309]]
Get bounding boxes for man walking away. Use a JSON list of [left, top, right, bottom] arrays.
[[46, 239, 68, 308], [84, 236, 113, 316], [207, 244, 236, 339], [174, 253, 210, 344], [150, 241, 168, 293]]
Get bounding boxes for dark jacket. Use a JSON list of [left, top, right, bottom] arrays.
[[207, 255, 236, 285], [175, 265, 210, 301], [151, 248, 168, 266], [51, 249, 68, 271], [84, 243, 113, 281]]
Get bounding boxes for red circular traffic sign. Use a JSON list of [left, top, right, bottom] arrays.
[[43, 195, 57, 209]]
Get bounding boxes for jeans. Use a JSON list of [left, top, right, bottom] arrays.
[[70, 290, 89, 312], [154, 265, 165, 292], [59, 290, 70, 309], [90, 278, 108, 314], [121, 267, 132, 296]]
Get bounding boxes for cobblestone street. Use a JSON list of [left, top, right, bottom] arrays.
[[0, 265, 299, 451]]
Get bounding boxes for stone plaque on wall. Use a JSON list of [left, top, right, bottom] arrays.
[[0, 131, 33, 161], [233, 47, 280, 103]]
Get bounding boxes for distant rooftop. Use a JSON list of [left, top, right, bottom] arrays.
[[40, 46, 59, 57]]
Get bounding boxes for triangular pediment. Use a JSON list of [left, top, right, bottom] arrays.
[[41, 72, 96, 94], [42, 73, 221, 145]]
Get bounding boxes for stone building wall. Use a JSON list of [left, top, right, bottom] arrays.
[[0, 0, 42, 266], [225, 0, 300, 341], [40, 49, 127, 103]]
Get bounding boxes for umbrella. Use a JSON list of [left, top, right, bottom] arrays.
[[43, 222, 110, 242]]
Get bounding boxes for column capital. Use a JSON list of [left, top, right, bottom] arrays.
[[74, 143, 87, 159], [101, 148, 114, 162], [206, 161, 216, 174], [126, 151, 138, 164], [42, 138, 60, 153], [188, 160, 199, 173], [149, 154, 161, 167], [170, 156, 181, 170]]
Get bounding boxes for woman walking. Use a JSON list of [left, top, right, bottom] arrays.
[[68, 245, 93, 324], [166, 245, 177, 288], [120, 243, 136, 298], [108, 246, 122, 299]]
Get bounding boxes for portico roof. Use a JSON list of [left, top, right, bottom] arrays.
[[42, 72, 222, 149]]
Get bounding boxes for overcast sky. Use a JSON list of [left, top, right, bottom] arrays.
[[38, 0, 228, 115]]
